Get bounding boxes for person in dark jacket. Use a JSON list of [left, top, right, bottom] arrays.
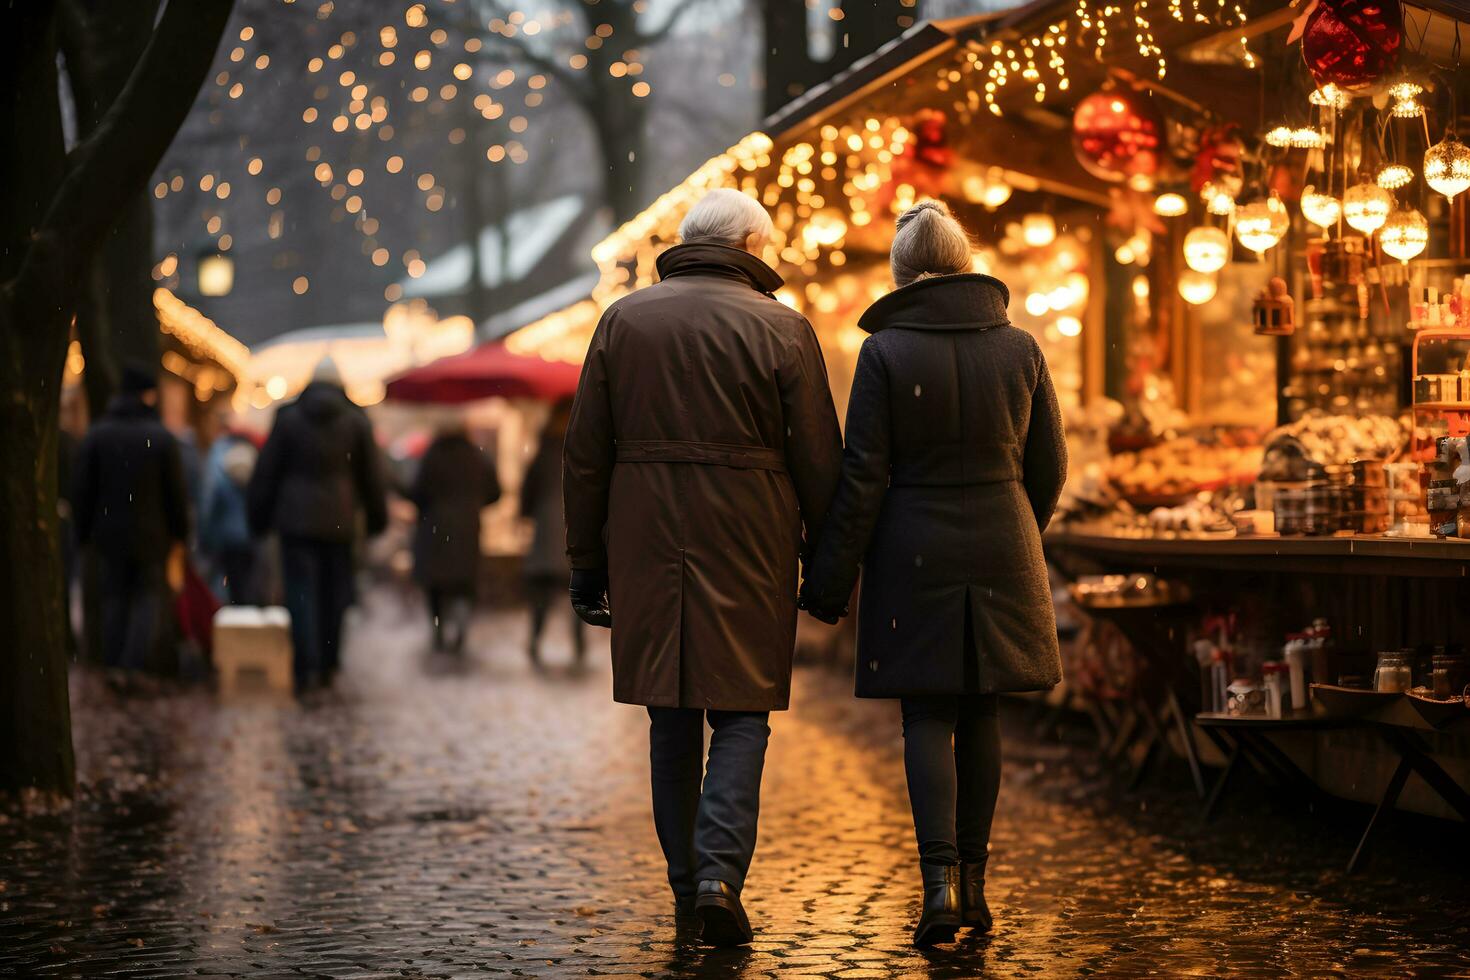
[[72, 362, 190, 676], [248, 357, 388, 690], [800, 201, 1067, 947], [563, 189, 843, 945], [520, 401, 583, 667], [409, 421, 501, 654]]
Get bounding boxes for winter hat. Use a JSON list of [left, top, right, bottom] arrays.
[[119, 360, 159, 396]]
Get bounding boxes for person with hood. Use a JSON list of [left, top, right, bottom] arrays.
[[409, 419, 501, 654], [799, 201, 1067, 946], [248, 357, 388, 690], [72, 361, 190, 677], [563, 189, 843, 946], [200, 431, 262, 605], [519, 400, 583, 667]]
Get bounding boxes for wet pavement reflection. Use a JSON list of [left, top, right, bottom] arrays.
[[2, 589, 1468, 977]]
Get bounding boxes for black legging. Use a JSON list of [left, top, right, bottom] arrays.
[[900, 694, 1001, 868]]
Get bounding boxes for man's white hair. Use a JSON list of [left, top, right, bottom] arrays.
[[677, 188, 773, 248]]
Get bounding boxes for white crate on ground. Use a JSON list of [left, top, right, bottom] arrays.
[[213, 606, 293, 697]]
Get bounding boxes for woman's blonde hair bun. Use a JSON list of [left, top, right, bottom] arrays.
[[890, 200, 972, 288]]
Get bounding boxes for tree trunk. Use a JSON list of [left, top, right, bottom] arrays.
[[592, 90, 649, 224], [0, 0, 235, 799]]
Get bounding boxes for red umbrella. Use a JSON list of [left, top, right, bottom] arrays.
[[384, 340, 582, 403]]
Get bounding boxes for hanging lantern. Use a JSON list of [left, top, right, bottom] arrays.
[[1022, 213, 1057, 247], [1301, 0, 1402, 92], [1375, 162, 1414, 190], [1379, 207, 1428, 263], [1153, 191, 1188, 217], [1183, 226, 1230, 274], [1308, 83, 1352, 109], [1235, 194, 1290, 254], [1392, 95, 1425, 118], [1265, 124, 1331, 149], [1388, 78, 1424, 117], [1178, 269, 1218, 305], [1200, 181, 1236, 215], [1342, 181, 1392, 234], [1300, 186, 1342, 229], [1424, 136, 1470, 200], [1071, 88, 1165, 190]]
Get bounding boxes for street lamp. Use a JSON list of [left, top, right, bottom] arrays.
[[197, 250, 234, 297]]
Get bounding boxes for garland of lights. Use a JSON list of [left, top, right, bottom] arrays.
[[978, 0, 1252, 117]]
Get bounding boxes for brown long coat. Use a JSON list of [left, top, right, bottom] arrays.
[[563, 243, 842, 711]]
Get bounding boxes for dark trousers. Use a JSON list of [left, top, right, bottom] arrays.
[[96, 554, 167, 672], [217, 546, 261, 606], [525, 574, 585, 660], [280, 538, 355, 688], [900, 694, 1001, 868], [428, 586, 473, 653], [647, 707, 770, 899]]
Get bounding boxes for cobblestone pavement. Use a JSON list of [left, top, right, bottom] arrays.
[[3, 588, 1469, 979]]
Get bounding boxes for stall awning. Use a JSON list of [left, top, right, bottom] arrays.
[[384, 340, 581, 404]]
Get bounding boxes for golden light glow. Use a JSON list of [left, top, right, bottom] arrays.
[[1378, 208, 1427, 263], [1152, 192, 1187, 217], [1300, 186, 1341, 230], [1343, 182, 1392, 234], [1233, 195, 1288, 254], [1183, 226, 1229, 274], [1425, 136, 1470, 201], [1178, 269, 1217, 305]]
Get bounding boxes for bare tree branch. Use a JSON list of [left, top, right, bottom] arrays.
[[8, 0, 235, 329], [634, 0, 727, 47]]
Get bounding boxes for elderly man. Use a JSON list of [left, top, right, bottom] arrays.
[[563, 189, 842, 945]]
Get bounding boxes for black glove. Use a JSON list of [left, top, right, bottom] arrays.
[[569, 568, 612, 628], [797, 585, 847, 625]]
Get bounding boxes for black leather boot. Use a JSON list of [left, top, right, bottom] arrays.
[[695, 879, 753, 947], [960, 860, 993, 931], [913, 863, 962, 947]]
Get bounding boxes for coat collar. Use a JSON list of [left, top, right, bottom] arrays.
[[655, 242, 785, 295], [858, 273, 1011, 334]]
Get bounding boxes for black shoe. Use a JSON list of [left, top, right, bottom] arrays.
[[695, 879, 753, 947], [913, 863, 961, 947], [960, 860, 993, 932]]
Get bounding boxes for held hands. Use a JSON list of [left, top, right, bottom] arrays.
[[569, 568, 612, 628], [797, 581, 847, 625]]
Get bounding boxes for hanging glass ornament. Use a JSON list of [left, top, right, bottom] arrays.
[[1183, 226, 1230, 273], [1391, 94, 1425, 118], [1342, 181, 1392, 234], [1235, 194, 1290, 254], [1200, 181, 1236, 215], [1178, 269, 1218, 305], [1424, 135, 1470, 200], [1300, 185, 1342, 229], [1070, 88, 1166, 190], [1265, 125, 1331, 149], [1375, 162, 1414, 190], [1301, 0, 1402, 91], [1378, 207, 1428, 262]]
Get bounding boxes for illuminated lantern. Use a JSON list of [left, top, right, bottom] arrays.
[[1374, 163, 1413, 190], [1071, 88, 1164, 190], [1424, 136, 1470, 201], [1201, 182, 1236, 215], [1300, 186, 1342, 229], [1308, 83, 1352, 109], [1183, 226, 1229, 274], [1342, 181, 1392, 234], [1178, 269, 1218, 305], [1022, 213, 1056, 247], [1301, 0, 1401, 91], [1153, 191, 1188, 217], [1234, 194, 1290, 254], [1379, 207, 1427, 263]]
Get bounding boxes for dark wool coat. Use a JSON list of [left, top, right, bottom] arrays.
[[73, 395, 189, 563], [248, 382, 389, 543], [802, 274, 1067, 697], [410, 433, 501, 590], [563, 243, 843, 711]]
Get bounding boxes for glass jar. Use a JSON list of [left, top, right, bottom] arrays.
[[1432, 653, 1468, 699], [1373, 651, 1413, 693], [1427, 480, 1460, 538]]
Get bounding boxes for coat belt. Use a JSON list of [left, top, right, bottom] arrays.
[[615, 439, 787, 472]]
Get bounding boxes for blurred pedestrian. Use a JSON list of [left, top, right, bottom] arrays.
[[564, 189, 842, 946], [799, 201, 1067, 946], [72, 361, 190, 682], [248, 357, 388, 691], [520, 400, 583, 667], [200, 432, 262, 605], [409, 419, 500, 654]]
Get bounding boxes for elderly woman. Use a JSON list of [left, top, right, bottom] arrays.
[[800, 201, 1067, 946], [563, 189, 842, 945]]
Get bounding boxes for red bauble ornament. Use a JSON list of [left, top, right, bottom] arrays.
[[1189, 124, 1245, 195], [1071, 88, 1164, 190], [1301, 0, 1400, 91]]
